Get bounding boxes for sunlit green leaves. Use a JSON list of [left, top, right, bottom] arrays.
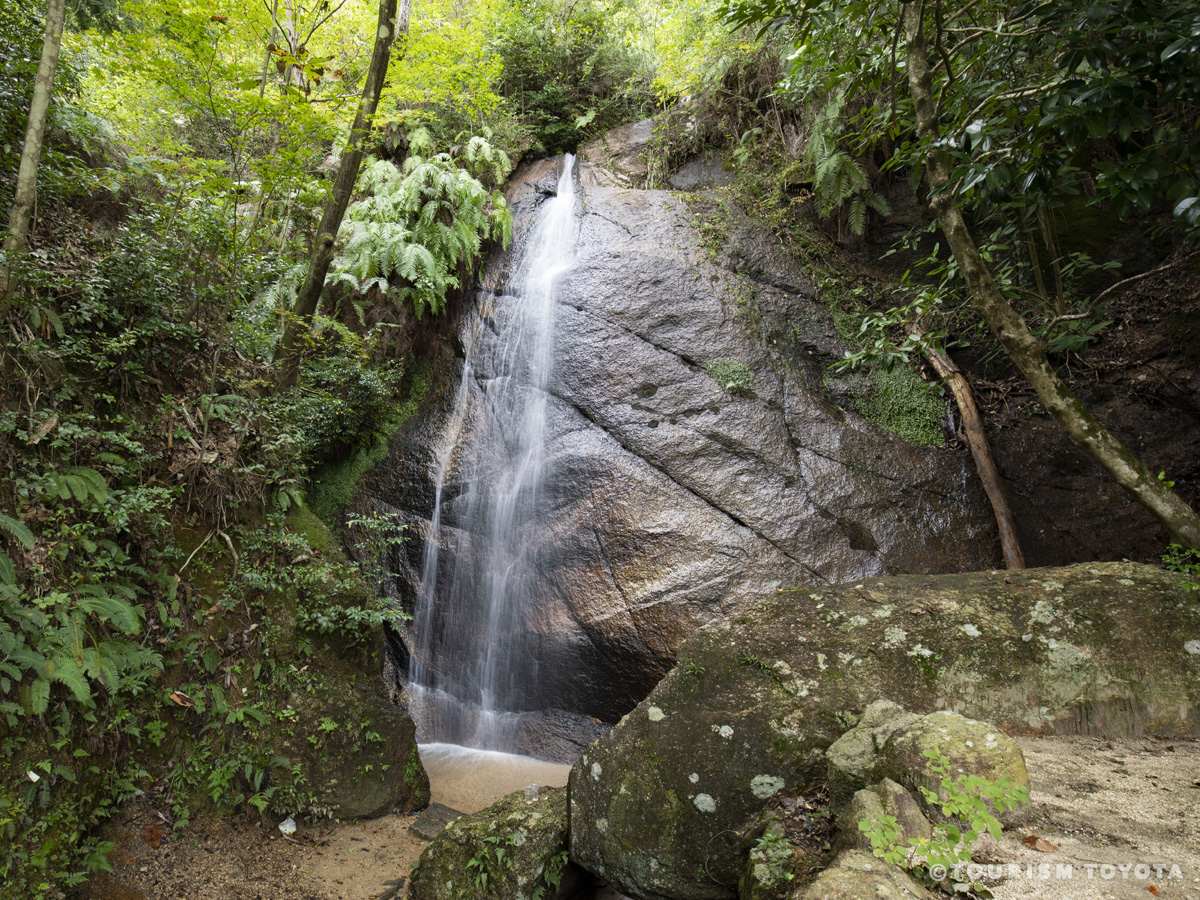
[[319, 131, 513, 318]]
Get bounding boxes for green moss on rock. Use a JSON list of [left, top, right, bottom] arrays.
[[410, 786, 575, 900], [790, 850, 932, 900], [569, 563, 1200, 900]]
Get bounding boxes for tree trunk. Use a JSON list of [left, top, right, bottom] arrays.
[[275, 0, 410, 390], [902, 1, 1200, 550], [922, 342, 1025, 569], [0, 0, 68, 316]]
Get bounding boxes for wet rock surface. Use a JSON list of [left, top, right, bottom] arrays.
[[360, 155, 1000, 727], [566, 562, 1199, 900]]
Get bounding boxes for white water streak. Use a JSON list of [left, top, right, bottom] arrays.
[[409, 156, 578, 751]]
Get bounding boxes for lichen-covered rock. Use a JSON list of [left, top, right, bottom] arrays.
[[825, 701, 916, 812], [838, 779, 931, 853], [827, 707, 1028, 825], [409, 786, 576, 900], [568, 563, 1200, 900], [873, 711, 1029, 825], [789, 851, 931, 900]]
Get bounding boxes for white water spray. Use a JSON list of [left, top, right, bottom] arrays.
[[408, 155, 578, 753]]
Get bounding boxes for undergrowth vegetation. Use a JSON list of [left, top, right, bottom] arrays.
[[0, 187, 427, 891]]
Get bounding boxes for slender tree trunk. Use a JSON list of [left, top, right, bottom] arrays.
[[902, 1, 1200, 550], [922, 341, 1025, 568], [275, 0, 410, 390], [0, 0, 68, 317]]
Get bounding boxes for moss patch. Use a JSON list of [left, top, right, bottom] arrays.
[[306, 359, 432, 525], [840, 365, 944, 446]]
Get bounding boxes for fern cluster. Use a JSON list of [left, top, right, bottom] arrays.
[[328, 128, 513, 319], [805, 94, 891, 238]]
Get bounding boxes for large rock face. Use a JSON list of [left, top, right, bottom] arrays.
[[360, 153, 998, 725], [567, 562, 1200, 900]]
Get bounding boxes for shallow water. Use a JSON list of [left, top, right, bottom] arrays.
[[418, 741, 572, 813]]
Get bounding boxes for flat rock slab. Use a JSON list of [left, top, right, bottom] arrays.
[[408, 802, 464, 841], [568, 562, 1200, 900]]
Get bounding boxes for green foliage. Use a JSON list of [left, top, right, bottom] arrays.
[[0, 0, 90, 205], [0, 199, 418, 893], [705, 358, 756, 394], [804, 93, 891, 239], [832, 299, 945, 377], [466, 830, 520, 890], [859, 747, 1028, 895], [267, 343, 402, 469], [485, 0, 657, 155], [1163, 543, 1200, 591], [713, 0, 1200, 392], [747, 823, 795, 888], [310, 130, 513, 319]]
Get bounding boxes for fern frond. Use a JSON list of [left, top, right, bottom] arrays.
[[75, 585, 143, 634], [0, 514, 34, 549], [50, 658, 93, 706], [26, 677, 50, 715]]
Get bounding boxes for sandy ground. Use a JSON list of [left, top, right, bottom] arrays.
[[83, 744, 571, 900], [81, 735, 1197, 900], [986, 735, 1200, 900]]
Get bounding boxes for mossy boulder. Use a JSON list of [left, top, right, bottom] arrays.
[[789, 850, 931, 900], [409, 786, 576, 900], [874, 711, 1028, 824], [264, 505, 428, 818], [827, 707, 1028, 825], [568, 563, 1200, 900], [837, 779, 931, 854], [272, 674, 428, 818]]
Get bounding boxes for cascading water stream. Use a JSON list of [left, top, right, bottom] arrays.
[[407, 155, 578, 755]]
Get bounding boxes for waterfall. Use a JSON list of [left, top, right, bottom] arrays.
[[407, 155, 579, 755]]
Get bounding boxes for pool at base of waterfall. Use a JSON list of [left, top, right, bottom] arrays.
[[418, 742, 572, 813]]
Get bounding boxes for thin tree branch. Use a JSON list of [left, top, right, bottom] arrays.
[[1041, 253, 1196, 333]]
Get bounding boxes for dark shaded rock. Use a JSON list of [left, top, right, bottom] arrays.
[[567, 563, 1199, 900], [409, 786, 577, 900], [274, 675, 428, 819], [410, 802, 464, 841], [790, 850, 931, 900], [364, 160, 999, 727], [668, 154, 734, 191]]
